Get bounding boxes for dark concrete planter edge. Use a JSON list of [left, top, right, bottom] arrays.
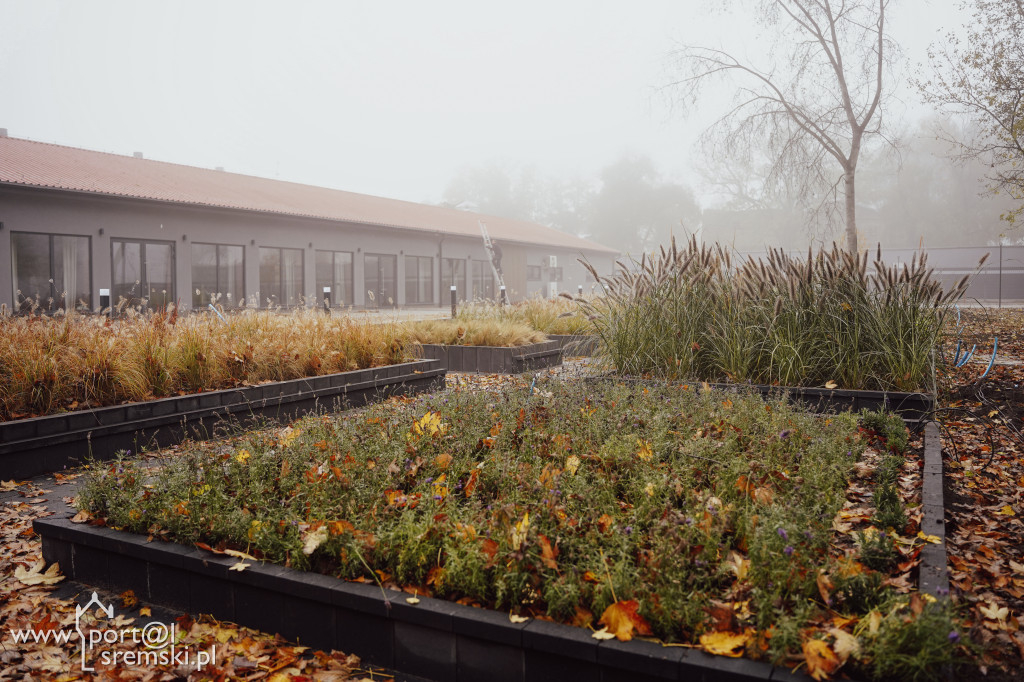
[[34, 516, 813, 682]]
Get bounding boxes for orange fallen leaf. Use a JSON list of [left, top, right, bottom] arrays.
[[537, 534, 559, 570], [598, 600, 653, 642], [803, 639, 841, 680]]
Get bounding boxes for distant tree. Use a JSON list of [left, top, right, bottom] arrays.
[[441, 157, 700, 255], [857, 117, 1019, 246], [586, 155, 702, 256], [669, 0, 897, 253], [918, 0, 1024, 226]]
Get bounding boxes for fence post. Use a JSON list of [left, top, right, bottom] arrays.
[[450, 285, 457, 318], [499, 285, 508, 306], [99, 288, 110, 318], [322, 286, 331, 313]]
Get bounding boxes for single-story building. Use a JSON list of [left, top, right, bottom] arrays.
[[0, 132, 617, 313]]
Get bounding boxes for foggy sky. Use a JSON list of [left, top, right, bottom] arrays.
[[0, 1, 963, 208]]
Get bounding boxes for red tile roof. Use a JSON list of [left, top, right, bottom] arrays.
[[0, 136, 616, 254]]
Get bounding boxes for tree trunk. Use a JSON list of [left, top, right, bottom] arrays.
[[844, 168, 858, 253]]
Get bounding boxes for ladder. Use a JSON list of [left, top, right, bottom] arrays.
[[478, 220, 507, 293]]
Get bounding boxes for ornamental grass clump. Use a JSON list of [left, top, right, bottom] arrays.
[[402, 318, 545, 347], [0, 308, 409, 420], [456, 296, 592, 335], [579, 237, 979, 392]]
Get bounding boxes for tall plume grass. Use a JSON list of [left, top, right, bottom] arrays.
[[578, 237, 978, 392], [0, 308, 409, 421]]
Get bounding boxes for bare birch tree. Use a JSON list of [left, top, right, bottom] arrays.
[[669, 0, 895, 253]]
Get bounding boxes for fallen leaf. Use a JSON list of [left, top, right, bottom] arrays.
[[14, 560, 64, 586], [803, 639, 841, 680], [917, 531, 941, 544], [825, 381, 838, 390], [228, 560, 252, 572], [591, 627, 616, 640], [302, 525, 329, 555], [405, 597, 420, 605], [829, 628, 860, 664], [598, 600, 653, 642], [139, 607, 152, 617], [699, 630, 750, 657], [537, 534, 559, 570], [70, 510, 91, 523], [509, 613, 529, 624], [224, 548, 258, 561]]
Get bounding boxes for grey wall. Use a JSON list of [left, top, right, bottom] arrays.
[[0, 186, 617, 311]]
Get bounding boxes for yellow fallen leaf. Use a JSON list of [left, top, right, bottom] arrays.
[[726, 551, 750, 581], [139, 607, 152, 617], [228, 560, 251, 572], [509, 613, 529, 624], [405, 597, 420, 605], [803, 639, 841, 680], [699, 630, 750, 657], [591, 627, 616, 640], [14, 560, 64, 586], [224, 548, 258, 561], [917, 531, 941, 544], [825, 381, 838, 390], [996, 505, 1015, 517]]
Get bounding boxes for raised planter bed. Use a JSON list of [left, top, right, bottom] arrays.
[[0, 360, 445, 480], [587, 376, 935, 423], [416, 341, 561, 374], [35, 514, 810, 682], [547, 334, 598, 357]]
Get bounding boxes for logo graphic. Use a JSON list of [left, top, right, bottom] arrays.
[[9, 591, 215, 672]]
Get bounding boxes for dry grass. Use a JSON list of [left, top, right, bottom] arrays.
[[0, 308, 409, 420], [457, 295, 592, 335], [402, 318, 546, 347]]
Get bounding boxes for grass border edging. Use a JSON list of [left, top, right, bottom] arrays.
[[0, 360, 445, 480], [34, 516, 816, 682], [919, 421, 950, 597], [416, 341, 561, 374]]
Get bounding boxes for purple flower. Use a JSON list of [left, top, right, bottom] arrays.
[[948, 631, 960, 643], [777, 527, 788, 541], [778, 430, 792, 440], [624, 526, 633, 535], [784, 546, 794, 556]]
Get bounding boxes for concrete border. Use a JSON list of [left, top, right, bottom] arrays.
[[35, 515, 813, 682], [0, 360, 445, 479], [416, 341, 561, 374], [918, 421, 950, 597]]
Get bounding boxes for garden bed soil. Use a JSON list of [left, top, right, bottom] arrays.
[[0, 360, 445, 480], [416, 341, 561, 373], [34, 513, 807, 682]]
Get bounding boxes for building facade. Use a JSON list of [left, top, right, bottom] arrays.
[[0, 134, 617, 313]]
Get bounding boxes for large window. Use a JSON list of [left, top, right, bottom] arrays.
[[404, 255, 433, 304], [472, 259, 495, 300], [441, 258, 466, 304], [364, 253, 396, 308], [259, 247, 304, 307], [191, 243, 244, 309], [112, 239, 174, 310], [11, 232, 91, 313], [315, 250, 353, 307]]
